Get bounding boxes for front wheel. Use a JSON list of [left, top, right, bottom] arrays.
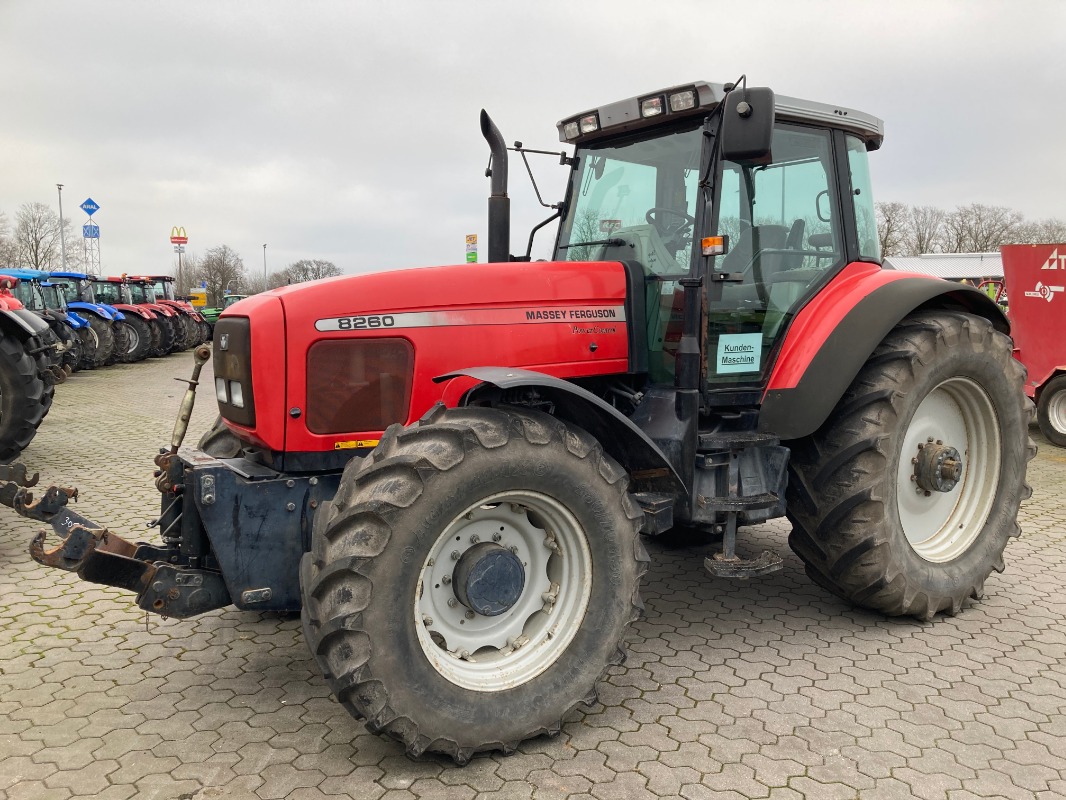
[[301, 406, 646, 763], [786, 311, 1035, 619], [1037, 374, 1066, 447]]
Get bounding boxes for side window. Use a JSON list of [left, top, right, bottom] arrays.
[[846, 135, 880, 261]]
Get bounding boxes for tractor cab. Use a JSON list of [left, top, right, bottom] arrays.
[[552, 82, 883, 391]]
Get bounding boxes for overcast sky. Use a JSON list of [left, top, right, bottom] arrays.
[[2, 1, 1064, 278]]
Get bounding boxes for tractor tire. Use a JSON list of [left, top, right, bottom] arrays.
[[121, 315, 152, 362], [300, 405, 647, 764], [86, 316, 115, 367], [76, 326, 98, 370], [149, 317, 174, 357], [786, 311, 1035, 620], [55, 324, 81, 373], [1036, 374, 1066, 448], [106, 320, 131, 366], [181, 315, 199, 349], [167, 315, 185, 352], [0, 333, 49, 463]]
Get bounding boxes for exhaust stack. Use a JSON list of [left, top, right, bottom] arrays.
[[480, 109, 510, 263]]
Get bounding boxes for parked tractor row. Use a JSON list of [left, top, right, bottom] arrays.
[[0, 271, 208, 462]]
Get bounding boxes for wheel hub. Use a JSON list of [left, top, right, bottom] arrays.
[[453, 542, 525, 617], [912, 439, 963, 494]]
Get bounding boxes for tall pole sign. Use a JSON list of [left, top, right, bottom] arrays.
[[80, 198, 101, 273], [170, 227, 188, 290]]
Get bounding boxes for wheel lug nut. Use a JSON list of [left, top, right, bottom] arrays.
[[448, 598, 458, 608], [441, 575, 451, 585], [509, 546, 519, 555], [422, 615, 433, 626], [927, 437, 934, 443], [465, 610, 475, 619], [470, 534, 480, 544], [492, 533, 502, 542], [451, 550, 460, 561]]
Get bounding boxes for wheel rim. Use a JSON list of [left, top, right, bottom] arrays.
[[126, 325, 139, 354], [1048, 389, 1066, 434], [415, 490, 593, 692], [896, 377, 1001, 562], [87, 326, 99, 350]]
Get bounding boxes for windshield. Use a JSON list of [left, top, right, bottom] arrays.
[[223, 294, 244, 308], [41, 285, 65, 309], [92, 281, 121, 305], [78, 279, 96, 304], [154, 280, 174, 300], [556, 121, 703, 275]]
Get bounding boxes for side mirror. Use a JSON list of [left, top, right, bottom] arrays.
[[721, 87, 775, 165]]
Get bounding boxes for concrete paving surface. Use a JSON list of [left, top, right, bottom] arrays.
[[1, 353, 1064, 800]]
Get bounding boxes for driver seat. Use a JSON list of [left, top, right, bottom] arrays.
[[595, 224, 683, 276]]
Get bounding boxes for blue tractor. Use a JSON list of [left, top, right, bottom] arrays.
[[39, 279, 97, 370], [49, 271, 129, 367], [4, 269, 90, 376]]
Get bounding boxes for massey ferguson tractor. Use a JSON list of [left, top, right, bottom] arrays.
[[1, 80, 1034, 763]]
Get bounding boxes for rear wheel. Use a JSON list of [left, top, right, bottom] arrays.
[[786, 312, 1035, 619], [107, 321, 131, 365], [301, 406, 646, 763], [0, 334, 48, 463], [122, 315, 152, 362], [77, 326, 98, 370], [86, 316, 114, 367], [149, 317, 174, 356], [1037, 375, 1066, 447]]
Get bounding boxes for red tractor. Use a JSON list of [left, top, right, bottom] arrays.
[[3, 80, 1034, 763], [131, 274, 210, 347]]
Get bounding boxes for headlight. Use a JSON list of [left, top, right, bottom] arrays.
[[579, 114, 599, 134], [669, 89, 697, 112], [215, 377, 228, 404], [229, 380, 244, 408], [640, 96, 664, 118]]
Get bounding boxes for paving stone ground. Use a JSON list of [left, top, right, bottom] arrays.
[[1, 353, 1064, 800]]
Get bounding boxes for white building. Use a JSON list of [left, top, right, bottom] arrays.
[[883, 252, 1003, 282]]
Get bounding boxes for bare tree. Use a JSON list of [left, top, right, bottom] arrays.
[[908, 205, 946, 255], [283, 259, 342, 284], [196, 245, 245, 306], [242, 271, 290, 295], [1012, 217, 1066, 245], [942, 204, 1023, 252], [0, 211, 17, 269], [13, 202, 70, 270], [564, 209, 603, 261], [876, 202, 909, 257]]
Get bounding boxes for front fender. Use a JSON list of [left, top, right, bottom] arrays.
[[68, 302, 115, 322], [437, 366, 686, 496], [760, 264, 1008, 440]]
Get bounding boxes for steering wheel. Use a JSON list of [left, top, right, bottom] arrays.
[[645, 207, 695, 252]]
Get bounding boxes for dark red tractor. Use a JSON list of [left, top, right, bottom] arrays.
[[3, 80, 1034, 763]]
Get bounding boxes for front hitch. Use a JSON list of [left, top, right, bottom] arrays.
[[1, 347, 231, 619]]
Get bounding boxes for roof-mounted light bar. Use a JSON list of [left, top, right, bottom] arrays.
[[557, 81, 885, 149]]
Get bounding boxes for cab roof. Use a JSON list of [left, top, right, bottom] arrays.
[[557, 80, 884, 150]]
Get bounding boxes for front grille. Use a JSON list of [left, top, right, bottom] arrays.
[[305, 338, 413, 434], [213, 317, 256, 427]]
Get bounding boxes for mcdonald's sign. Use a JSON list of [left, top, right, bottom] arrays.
[[170, 226, 189, 245]]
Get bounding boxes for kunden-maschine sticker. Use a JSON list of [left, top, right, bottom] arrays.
[[716, 332, 763, 374]]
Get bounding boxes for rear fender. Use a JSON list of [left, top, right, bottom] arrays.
[[438, 366, 686, 496], [65, 312, 89, 330], [760, 264, 1008, 440], [0, 308, 51, 339]]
